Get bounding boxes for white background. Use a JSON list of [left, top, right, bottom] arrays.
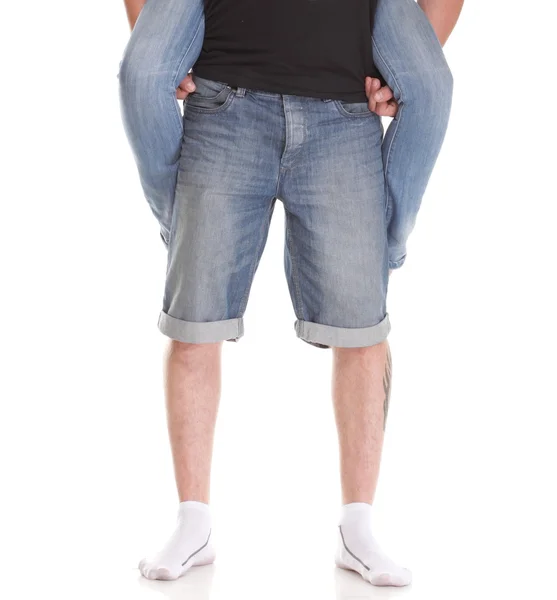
[[1, 1, 556, 598]]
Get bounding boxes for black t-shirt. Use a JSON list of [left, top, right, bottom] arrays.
[[193, 0, 380, 103]]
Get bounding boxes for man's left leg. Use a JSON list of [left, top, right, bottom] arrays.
[[280, 95, 410, 586], [333, 342, 411, 586], [332, 343, 391, 506]]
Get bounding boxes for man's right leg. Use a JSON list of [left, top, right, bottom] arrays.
[[165, 341, 222, 504], [333, 342, 411, 587], [118, 0, 205, 244], [139, 76, 282, 581], [138, 340, 220, 580]]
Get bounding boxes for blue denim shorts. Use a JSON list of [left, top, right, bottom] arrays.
[[158, 75, 390, 349]]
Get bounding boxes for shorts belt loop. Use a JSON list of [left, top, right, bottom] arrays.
[[234, 86, 246, 97]]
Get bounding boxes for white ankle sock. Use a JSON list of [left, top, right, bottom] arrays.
[[139, 500, 216, 580], [335, 502, 412, 587]]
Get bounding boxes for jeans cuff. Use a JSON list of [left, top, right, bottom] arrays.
[[294, 315, 391, 349], [158, 312, 244, 343], [389, 256, 406, 270], [160, 228, 170, 248]]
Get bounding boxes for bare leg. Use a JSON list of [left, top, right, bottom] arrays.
[[139, 340, 220, 580], [164, 340, 222, 503], [332, 341, 391, 504], [332, 341, 410, 587]]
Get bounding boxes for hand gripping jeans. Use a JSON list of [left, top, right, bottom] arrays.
[[118, 0, 453, 269]]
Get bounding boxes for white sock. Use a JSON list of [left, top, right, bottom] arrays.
[[335, 502, 412, 587], [139, 500, 215, 580]]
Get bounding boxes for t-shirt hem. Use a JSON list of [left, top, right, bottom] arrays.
[[193, 67, 373, 103]]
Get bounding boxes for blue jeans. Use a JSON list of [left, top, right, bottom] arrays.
[[118, 0, 453, 269], [160, 75, 390, 348]]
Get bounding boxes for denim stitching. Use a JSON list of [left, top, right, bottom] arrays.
[[185, 88, 236, 115], [283, 99, 310, 169], [372, 37, 405, 221], [172, 15, 205, 123], [189, 83, 230, 102], [384, 102, 404, 222], [371, 37, 403, 100], [245, 89, 282, 98], [333, 100, 376, 119], [162, 14, 205, 229]]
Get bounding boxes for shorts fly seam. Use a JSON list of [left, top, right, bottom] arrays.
[[280, 98, 304, 170]]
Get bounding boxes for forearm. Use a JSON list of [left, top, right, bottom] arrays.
[[418, 0, 464, 46], [123, 0, 147, 30]]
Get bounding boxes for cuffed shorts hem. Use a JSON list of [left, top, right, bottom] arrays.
[[294, 314, 391, 349], [158, 311, 244, 343], [389, 256, 406, 270]]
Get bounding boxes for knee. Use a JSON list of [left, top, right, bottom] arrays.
[[433, 65, 454, 105], [165, 340, 222, 373], [166, 339, 222, 368], [332, 340, 389, 357], [117, 42, 168, 94], [399, 65, 453, 116]]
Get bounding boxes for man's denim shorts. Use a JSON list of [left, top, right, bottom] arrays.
[[158, 75, 391, 349]]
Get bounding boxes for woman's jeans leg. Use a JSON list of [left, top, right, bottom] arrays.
[[373, 0, 454, 269], [117, 0, 452, 263], [118, 0, 205, 245]]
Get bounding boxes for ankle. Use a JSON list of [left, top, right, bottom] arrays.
[[340, 502, 373, 523]]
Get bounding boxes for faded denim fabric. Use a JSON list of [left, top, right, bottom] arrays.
[[117, 0, 453, 269], [158, 76, 390, 348]]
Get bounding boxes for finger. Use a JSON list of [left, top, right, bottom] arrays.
[[369, 78, 382, 111], [370, 77, 382, 92], [368, 78, 381, 98], [365, 76, 372, 98], [365, 77, 380, 96], [375, 100, 398, 118], [179, 74, 196, 93], [374, 85, 394, 103], [375, 103, 394, 117], [386, 99, 399, 117], [176, 89, 187, 100], [365, 77, 377, 112]]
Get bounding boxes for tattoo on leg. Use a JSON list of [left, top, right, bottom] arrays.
[[383, 345, 392, 430]]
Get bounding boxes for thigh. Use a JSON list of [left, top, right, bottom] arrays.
[[164, 79, 282, 323], [372, 0, 450, 97], [120, 0, 205, 87], [280, 99, 389, 331]]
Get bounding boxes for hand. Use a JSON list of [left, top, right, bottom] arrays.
[[365, 77, 398, 117], [176, 73, 196, 100]]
